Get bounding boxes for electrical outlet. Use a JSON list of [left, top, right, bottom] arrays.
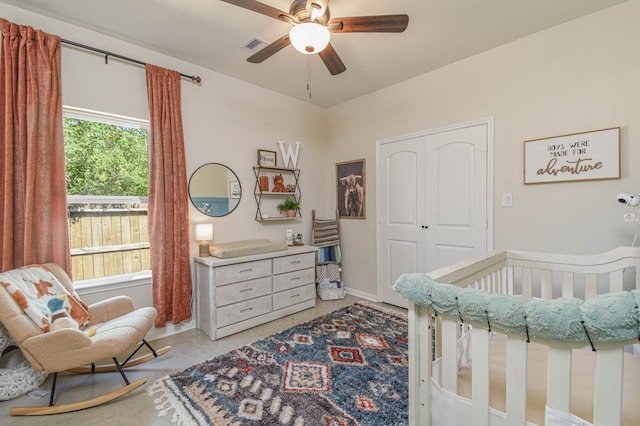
[[501, 193, 513, 207]]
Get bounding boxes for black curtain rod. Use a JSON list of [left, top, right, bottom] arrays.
[[61, 39, 202, 84]]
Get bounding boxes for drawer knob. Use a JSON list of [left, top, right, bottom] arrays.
[[240, 288, 253, 293], [240, 307, 253, 314], [291, 260, 301, 265], [239, 268, 253, 273], [290, 293, 301, 299], [290, 277, 300, 281]]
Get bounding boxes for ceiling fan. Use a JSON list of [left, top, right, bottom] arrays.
[[221, 0, 409, 75]]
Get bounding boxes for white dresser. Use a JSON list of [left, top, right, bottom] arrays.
[[194, 245, 318, 340]]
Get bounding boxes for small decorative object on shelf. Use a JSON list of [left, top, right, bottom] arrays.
[[277, 197, 301, 218], [259, 173, 269, 192], [277, 141, 301, 168], [272, 174, 287, 192]]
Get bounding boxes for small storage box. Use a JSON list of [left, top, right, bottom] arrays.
[[318, 285, 345, 300]]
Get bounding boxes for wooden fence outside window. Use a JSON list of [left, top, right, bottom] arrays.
[[68, 196, 150, 281]]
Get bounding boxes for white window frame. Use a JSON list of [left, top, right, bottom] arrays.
[[63, 106, 151, 290]]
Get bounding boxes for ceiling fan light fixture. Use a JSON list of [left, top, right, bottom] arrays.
[[289, 22, 330, 54]]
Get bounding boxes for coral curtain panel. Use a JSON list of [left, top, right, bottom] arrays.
[[145, 64, 192, 327], [0, 19, 71, 273]]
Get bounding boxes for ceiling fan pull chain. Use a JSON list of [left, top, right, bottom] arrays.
[[307, 57, 312, 100]]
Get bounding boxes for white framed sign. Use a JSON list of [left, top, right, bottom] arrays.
[[523, 127, 620, 184], [229, 181, 240, 199]]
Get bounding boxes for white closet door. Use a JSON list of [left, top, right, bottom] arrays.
[[379, 137, 427, 307], [378, 122, 490, 307], [423, 124, 488, 272]]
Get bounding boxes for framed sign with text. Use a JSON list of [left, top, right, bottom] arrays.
[[257, 149, 277, 167], [523, 127, 620, 184]]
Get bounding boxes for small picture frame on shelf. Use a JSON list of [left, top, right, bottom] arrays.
[[258, 149, 277, 167]]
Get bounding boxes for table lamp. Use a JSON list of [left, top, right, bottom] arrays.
[[195, 224, 213, 257]]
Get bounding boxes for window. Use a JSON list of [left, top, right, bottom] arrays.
[[64, 107, 150, 283]]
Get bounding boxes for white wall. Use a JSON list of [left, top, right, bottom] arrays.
[[326, 1, 640, 298], [2, 1, 639, 323], [0, 4, 329, 337]]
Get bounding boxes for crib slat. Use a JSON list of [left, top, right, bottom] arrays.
[[636, 255, 640, 289], [584, 273, 598, 300], [610, 270, 623, 293], [441, 318, 458, 393], [506, 338, 528, 425], [547, 347, 572, 414], [408, 302, 432, 426], [507, 265, 514, 295], [561, 272, 574, 298], [522, 267, 532, 299], [471, 328, 490, 426], [541, 269, 552, 299], [593, 348, 624, 425]]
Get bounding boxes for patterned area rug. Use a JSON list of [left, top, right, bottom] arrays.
[[148, 302, 408, 425]]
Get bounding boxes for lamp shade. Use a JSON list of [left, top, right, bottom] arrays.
[[195, 223, 213, 241], [289, 22, 330, 54]]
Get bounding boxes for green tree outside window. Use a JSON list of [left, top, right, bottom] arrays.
[[64, 118, 148, 196]]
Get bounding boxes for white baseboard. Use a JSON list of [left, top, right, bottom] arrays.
[[147, 318, 196, 342], [345, 287, 378, 302]]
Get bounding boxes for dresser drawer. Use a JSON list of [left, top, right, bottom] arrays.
[[216, 276, 271, 307], [216, 295, 272, 328], [215, 259, 271, 286], [273, 252, 315, 275], [273, 268, 315, 293], [273, 283, 316, 311]]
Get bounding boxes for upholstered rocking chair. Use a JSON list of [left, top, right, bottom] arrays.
[[0, 263, 170, 415]]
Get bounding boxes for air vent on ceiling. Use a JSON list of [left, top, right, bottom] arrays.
[[241, 36, 268, 51]]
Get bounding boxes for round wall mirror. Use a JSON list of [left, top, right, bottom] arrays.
[[188, 163, 241, 217]]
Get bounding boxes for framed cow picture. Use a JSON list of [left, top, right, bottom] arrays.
[[336, 159, 366, 219]]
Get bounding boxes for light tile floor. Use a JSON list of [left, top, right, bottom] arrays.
[[1, 295, 405, 425]]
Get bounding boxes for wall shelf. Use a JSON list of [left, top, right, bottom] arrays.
[[253, 166, 301, 221], [255, 217, 300, 222], [255, 191, 301, 196]]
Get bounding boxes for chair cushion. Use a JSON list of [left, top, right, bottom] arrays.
[[20, 305, 157, 373], [0, 265, 90, 332]]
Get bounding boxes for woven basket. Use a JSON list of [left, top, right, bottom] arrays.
[[318, 286, 345, 301]]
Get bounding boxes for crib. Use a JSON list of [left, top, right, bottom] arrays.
[[394, 246, 640, 426]]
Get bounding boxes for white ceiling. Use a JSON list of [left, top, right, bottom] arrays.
[[0, 0, 627, 107]]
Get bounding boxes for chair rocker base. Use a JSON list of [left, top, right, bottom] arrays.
[[9, 340, 169, 416], [66, 345, 171, 374], [9, 377, 147, 416]]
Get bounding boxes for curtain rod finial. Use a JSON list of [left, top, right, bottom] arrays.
[[192, 76, 201, 84]]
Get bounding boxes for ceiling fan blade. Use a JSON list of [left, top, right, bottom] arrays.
[[220, 0, 292, 21], [328, 15, 409, 33], [318, 43, 346, 75], [247, 34, 291, 63]]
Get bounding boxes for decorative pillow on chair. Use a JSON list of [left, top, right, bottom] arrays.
[[0, 265, 90, 332]]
